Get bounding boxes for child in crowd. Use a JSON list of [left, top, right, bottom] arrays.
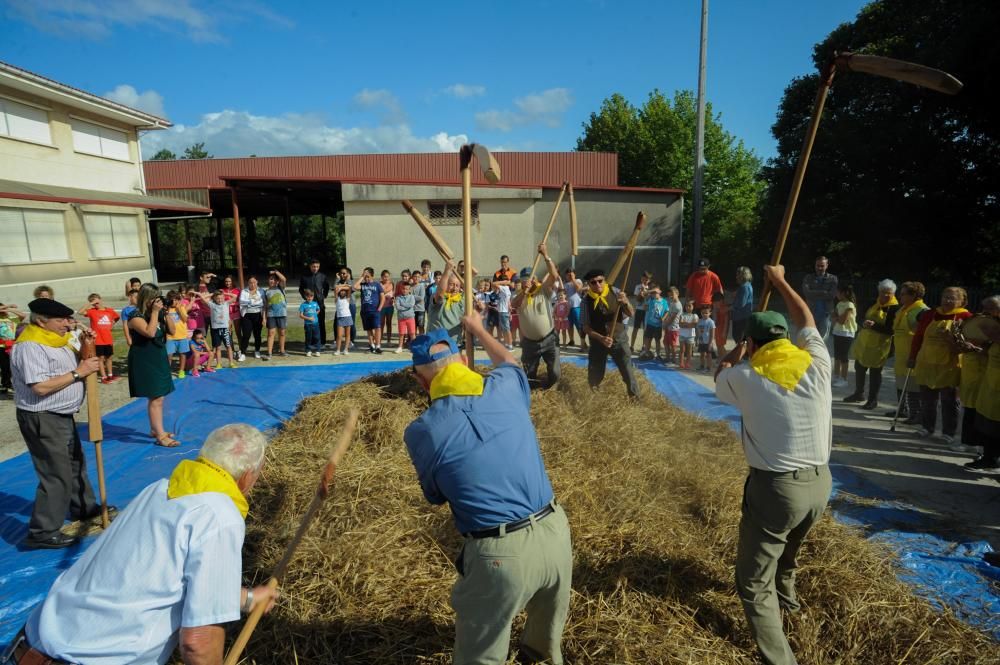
[[678, 300, 698, 369], [380, 270, 395, 346], [299, 288, 322, 357], [164, 290, 190, 378], [356, 267, 385, 353], [221, 275, 243, 361], [334, 284, 353, 355], [641, 285, 669, 360], [194, 290, 237, 369], [696, 305, 717, 372], [394, 282, 416, 353], [662, 286, 683, 365], [410, 271, 427, 335], [121, 289, 139, 347], [477, 279, 492, 330], [490, 278, 513, 349], [186, 329, 214, 377], [553, 289, 571, 346], [631, 271, 652, 353], [185, 287, 207, 340], [77, 293, 120, 383], [0, 302, 26, 395], [832, 284, 858, 387], [264, 269, 288, 359], [124, 276, 141, 299], [712, 291, 730, 355], [509, 276, 520, 346]]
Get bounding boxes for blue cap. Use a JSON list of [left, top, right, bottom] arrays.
[[519, 267, 532, 280], [410, 328, 459, 366]]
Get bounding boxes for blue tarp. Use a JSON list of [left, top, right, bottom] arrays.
[[1, 359, 997, 646]]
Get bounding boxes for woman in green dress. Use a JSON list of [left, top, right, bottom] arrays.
[[128, 284, 178, 447]]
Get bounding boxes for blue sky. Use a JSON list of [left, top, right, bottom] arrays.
[[1, 0, 870, 162]]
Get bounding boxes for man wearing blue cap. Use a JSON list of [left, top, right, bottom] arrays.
[[714, 265, 833, 665], [403, 314, 573, 665], [512, 242, 562, 389]]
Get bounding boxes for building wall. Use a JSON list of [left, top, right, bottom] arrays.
[[0, 197, 152, 306], [0, 83, 144, 194]]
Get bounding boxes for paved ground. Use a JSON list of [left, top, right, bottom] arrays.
[[2, 322, 996, 549]]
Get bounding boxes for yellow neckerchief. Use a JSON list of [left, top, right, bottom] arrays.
[[937, 306, 969, 317], [167, 457, 249, 519], [15, 323, 71, 348], [429, 362, 485, 401], [899, 298, 926, 318], [865, 295, 899, 321], [750, 338, 813, 391], [443, 291, 463, 310], [587, 283, 610, 310], [524, 283, 542, 305]]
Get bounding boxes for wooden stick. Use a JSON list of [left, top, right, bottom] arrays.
[[607, 212, 647, 287], [223, 409, 359, 665], [461, 156, 475, 367], [80, 337, 109, 529], [528, 183, 568, 279], [401, 200, 455, 262], [568, 183, 579, 256], [608, 244, 638, 340]]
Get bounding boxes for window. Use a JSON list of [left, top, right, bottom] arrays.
[[428, 201, 479, 226], [0, 97, 52, 145], [71, 118, 130, 161], [83, 213, 142, 258], [0, 208, 69, 264]]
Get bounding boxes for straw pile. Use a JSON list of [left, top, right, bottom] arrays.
[[233, 365, 996, 664]]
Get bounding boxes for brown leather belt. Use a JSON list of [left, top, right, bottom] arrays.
[[5, 630, 68, 665]]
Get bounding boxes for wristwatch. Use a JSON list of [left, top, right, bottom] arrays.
[[71, 371, 82, 382]]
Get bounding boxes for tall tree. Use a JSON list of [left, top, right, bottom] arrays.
[[182, 142, 212, 159], [149, 148, 176, 160], [761, 0, 1000, 291], [577, 90, 765, 271]]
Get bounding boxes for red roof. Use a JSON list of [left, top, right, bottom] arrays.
[[144, 152, 632, 191]]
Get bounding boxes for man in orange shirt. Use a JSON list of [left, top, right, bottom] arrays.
[[493, 254, 516, 283], [77, 293, 120, 383], [685, 258, 724, 309]]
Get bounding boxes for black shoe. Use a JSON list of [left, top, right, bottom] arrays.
[[374, 347, 383, 354], [964, 456, 1000, 473], [860, 400, 879, 410], [22, 532, 80, 549], [843, 392, 864, 403], [885, 408, 907, 418], [904, 414, 922, 425]]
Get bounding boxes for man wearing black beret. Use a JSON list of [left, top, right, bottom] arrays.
[[581, 268, 639, 397], [10, 298, 104, 549]]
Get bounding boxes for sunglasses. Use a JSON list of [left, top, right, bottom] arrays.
[[588, 278, 604, 285]]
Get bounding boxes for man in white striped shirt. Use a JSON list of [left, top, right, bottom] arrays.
[[11, 298, 102, 550]]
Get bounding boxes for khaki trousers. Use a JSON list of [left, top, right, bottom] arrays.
[[451, 504, 573, 665], [736, 465, 831, 665]]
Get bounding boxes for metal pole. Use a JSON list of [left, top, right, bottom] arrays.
[[692, 0, 708, 266]]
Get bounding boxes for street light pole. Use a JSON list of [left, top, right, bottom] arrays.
[[692, 0, 708, 267]]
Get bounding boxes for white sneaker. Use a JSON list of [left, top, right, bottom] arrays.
[[254, 351, 261, 359], [949, 442, 975, 453], [394, 348, 403, 354]]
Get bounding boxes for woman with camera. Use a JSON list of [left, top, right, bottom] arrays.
[[127, 283, 178, 447]]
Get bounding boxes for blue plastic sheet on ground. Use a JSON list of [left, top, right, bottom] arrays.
[[1, 359, 997, 646]]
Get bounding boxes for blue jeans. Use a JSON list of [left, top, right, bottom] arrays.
[[304, 324, 320, 351]]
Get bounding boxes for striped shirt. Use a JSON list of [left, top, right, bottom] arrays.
[[11, 340, 84, 415]]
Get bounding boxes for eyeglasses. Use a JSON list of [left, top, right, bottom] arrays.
[[588, 278, 604, 285]]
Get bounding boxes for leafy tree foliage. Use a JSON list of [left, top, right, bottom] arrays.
[[761, 0, 1000, 292], [577, 90, 765, 273], [182, 142, 212, 159], [149, 148, 176, 160]]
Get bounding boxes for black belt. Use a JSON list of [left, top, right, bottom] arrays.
[[466, 501, 556, 539]]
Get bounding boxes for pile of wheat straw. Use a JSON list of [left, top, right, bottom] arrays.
[[232, 364, 996, 664]]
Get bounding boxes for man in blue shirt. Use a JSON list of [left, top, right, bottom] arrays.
[[404, 317, 573, 665], [353, 267, 385, 353]]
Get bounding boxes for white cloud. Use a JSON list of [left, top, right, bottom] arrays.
[[139, 109, 468, 157], [4, 0, 292, 42], [103, 84, 166, 118], [444, 84, 486, 98], [475, 87, 573, 132], [352, 88, 406, 124]]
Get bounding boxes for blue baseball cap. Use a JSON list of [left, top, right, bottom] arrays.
[[410, 329, 459, 366], [519, 267, 532, 280]]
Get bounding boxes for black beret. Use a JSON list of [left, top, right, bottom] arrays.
[[583, 268, 605, 281], [28, 298, 75, 318]]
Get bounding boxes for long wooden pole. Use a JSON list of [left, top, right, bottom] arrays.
[[223, 409, 359, 665], [231, 187, 245, 290], [608, 245, 638, 340], [461, 155, 475, 367], [528, 183, 568, 279], [401, 200, 455, 262], [568, 183, 579, 256], [607, 211, 647, 288], [80, 338, 109, 528]]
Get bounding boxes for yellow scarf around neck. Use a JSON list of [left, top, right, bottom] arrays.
[[15, 324, 71, 348], [429, 362, 485, 401], [866, 295, 899, 319], [443, 292, 463, 310], [900, 298, 926, 317], [167, 457, 249, 519], [937, 306, 969, 316], [525, 283, 542, 305], [587, 283, 610, 310], [750, 338, 813, 391]]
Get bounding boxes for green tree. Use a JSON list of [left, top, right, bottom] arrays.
[[761, 0, 1000, 292], [182, 142, 212, 159], [577, 90, 765, 271], [149, 148, 176, 160]]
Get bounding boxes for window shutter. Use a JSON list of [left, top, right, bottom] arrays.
[[71, 120, 103, 155], [111, 215, 141, 256], [0, 208, 30, 264], [3, 98, 51, 144], [24, 209, 69, 261], [0, 100, 9, 136], [100, 126, 130, 161], [84, 213, 115, 258]]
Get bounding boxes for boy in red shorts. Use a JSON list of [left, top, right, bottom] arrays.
[[77, 293, 120, 383]]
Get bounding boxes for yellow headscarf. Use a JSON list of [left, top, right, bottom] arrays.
[[750, 338, 813, 391], [429, 362, 485, 401], [15, 324, 71, 348], [587, 283, 610, 310], [167, 457, 249, 519]]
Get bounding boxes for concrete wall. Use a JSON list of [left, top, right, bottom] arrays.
[[0, 197, 152, 306], [0, 83, 145, 194]]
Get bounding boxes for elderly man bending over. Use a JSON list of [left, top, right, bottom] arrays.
[[12, 424, 277, 665], [404, 315, 573, 665]]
